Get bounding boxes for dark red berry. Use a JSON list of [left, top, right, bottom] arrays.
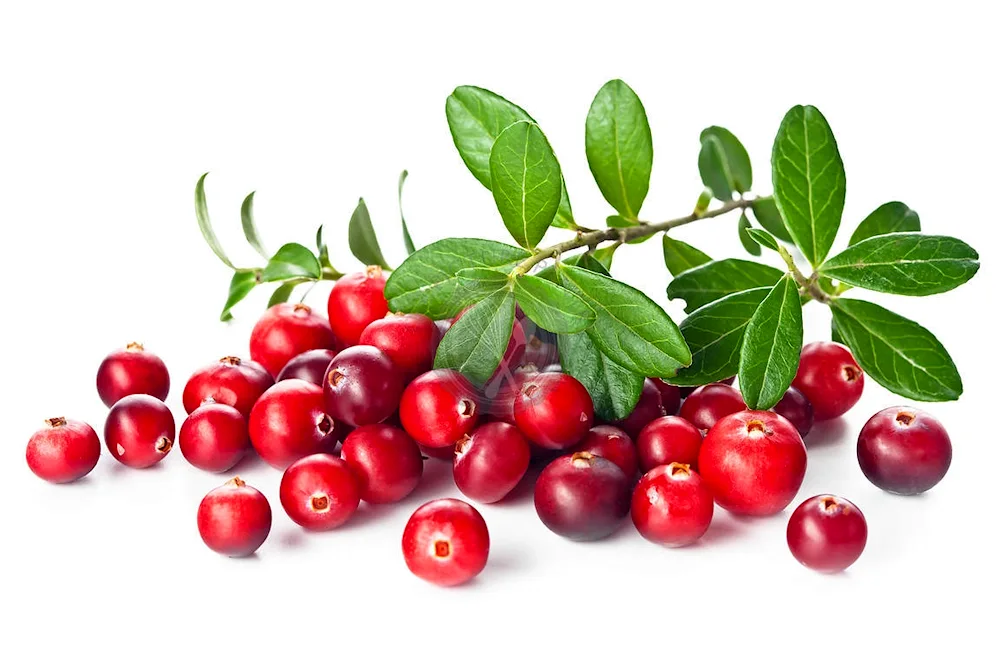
[[792, 341, 864, 421], [359, 312, 441, 380], [276, 349, 337, 386], [96, 342, 170, 407], [323, 345, 404, 427], [787, 495, 867, 572], [484, 364, 539, 424], [534, 451, 631, 541], [342, 424, 423, 504], [197, 477, 272, 557], [613, 378, 665, 439], [178, 403, 250, 473], [399, 370, 480, 448], [26, 417, 101, 483], [572, 425, 638, 479], [772, 386, 814, 437], [434, 319, 452, 339], [649, 378, 682, 416], [514, 372, 594, 450], [248, 379, 337, 469], [402, 498, 490, 587], [522, 328, 559, 369], [636, 416, 703, 472], [679, 383, 746, 432], [249, 303, 339, 377], [279, 454, 360, 530], [631, 463, 714, 547], [327, 267, 389, 346], [182, 356, 273, 418], [104, 394, 175, 469], [453, 422, 531, 503], [857, 407, 952, 495]]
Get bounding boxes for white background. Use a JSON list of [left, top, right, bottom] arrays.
[[2, 1, 998, 665]]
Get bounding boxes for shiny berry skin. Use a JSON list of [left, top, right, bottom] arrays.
[[323, 345, 404, 427], [399, 370, 480, 448], [649, 378, 681, 416], [787, 495, 867, 572], [96, 342, 170, 407], [792, 341, 864, 421], [698, 410, 807, 516], [178, 403, 250, 473], [327, 267, 389, 346], [857, 407, 952, 495], [279, 454, 360, 530], [249, 303, 339, 377], [26, 417, 101, 483], [402, 498, 490, 587], [514, 372, 594, 450], [276, 349, 337, 386], [359, 313, 441, 380], [453, 422, 531, 503], [631, 463, 714, 547], [636, 416, 703, 473], [248, 379, 337, 469], [342, 424, 423, 504], [197, 477, 272, 557], [182, 356, 273, 418], [772, 387, 814, 437], [534, 452, 631, 541], [613, 379, 666, 439], [104, 395, 175, 469], [679, 383, 746, 432], [484, 364, 539, 424], [572, 425, 638, 479]]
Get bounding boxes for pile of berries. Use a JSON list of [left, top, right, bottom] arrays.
[[26, 267, 954, 585]]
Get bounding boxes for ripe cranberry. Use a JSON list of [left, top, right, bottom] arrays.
[[323, 345, 404, 427], [485, 364, 539, 423], [514, 372, 594, 449], [248, 379, 337, 468], [249, 303, 339, 377], [359, 312, 441, 379], [792, 341, 864, 421], [787, 495, 867, 572], [534, 452, 630, 541], [772, 386, 814, 437], [279, 454, 360, 529], [679, 376, 734, 398], [26, 417, 101, 483], [857, 407, 952, 495], [698, 410, 807, 516], [104, 395, 175, 469], [96, 342, 170, 407], [679, 383, 746, 432], [342, 424, 423, 503], [434, 319, 452, 339], [453, 422, 531, 503], [631, 463, 714, 547], [276, 349, 337, 386], [522, 329, 559, 368], [636, 416, 703, 472], [182, 356, 273, 418], [572, 425, 638, 478], [402, 498, 490, 587], [399, 370, 480, 447], [178, 403, 250, 473], [197, 477, 272, 557], [613, 378, 665, 439], [327, 267, 389, 346], [649, 378, 681, 415]]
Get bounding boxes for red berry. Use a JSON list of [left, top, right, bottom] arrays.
[[402, 498, 490, 587], [327, 267, 389, 346], [679, 376, 734, 398], [514, 372, 594, 449], [649, 378, 682, 415], [534, 452, 630, 541], [359, 312, 441, 380], [248, 379, 337, 469], [322, 345, 404, 427], [26, 417, 101, 483], [276, 349, 337, 386], [182, 356, 273, 418], [249, 303, 339, 377], [178, 403, 250, 473], [453, 422, 531, 503], [679, 383, 746, 432], [772, 386, 814, 437], [104, 395, 175, 469], [857, 407, 952, 495], [572, 425, 638, 479], [631, 463, 715, 547], [522, 329, 559, 369], [279, 454, 361, 530], [613, 378, 665, 439], [96, 342, 170, 408], [698, 410, 807, 516], [636, 416, 703, 473], [787, 495, 867, 572], [484, 364, 539, 424], [792, 341, 864, 421], [342, 424, 423, 504], [197, 477, 272, 557], [399, 370, 480, 447]]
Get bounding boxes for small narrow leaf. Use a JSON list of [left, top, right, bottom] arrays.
[[260, 243, 322, 282], [513, 274, 595, 334], [456, 267, 512, 302], [667, 259, 783, 312], [751, 196, 793, 243], [220, 269, 258, 321], [738, 213, 762, 256], [558, 331, 644, 421], [746, 227, 780, 251], [348, 198, 391, 270], [590, 245, 617, 270], [316, 225, 331, 269], [195, 173, 236, 269], [578, 253, 611, 275], [240, 191, 268, 259], [849, 202, 921, 246], [434, 289, 516, 386], [268, 280, 305, 308], [699, 126, 753, 197], [738, 276, 803, 409], [398, 170, 416, 255], [663, 236, 712, 277]]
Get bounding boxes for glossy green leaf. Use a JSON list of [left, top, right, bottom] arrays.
[[738, 276, 803, 409], [240, 191, 268, 259], [662, 236, 712, 277], [536, 252, 612, 283], [267, 280, 306, 308], [553, 180, 576, 229], [849, 202, 921, 246], [738, 213, 762, 256], [746, 227, 780, 251], [702, 126, 753, 195], [315, 225, 331, 269], [434, 288, 516, 386], [398, 170, 416, 255], [513, 274, 595, 334], [195, 173, 236, 269], [260, 243, 322, 282], [348, 198, 391, 270], [577, 253, 611, 275], [558, 331, 644, 421], [667, 259, 783, 312], [220, 269, 258, 321], [751, 196, 793, 243], [456, 267, 512, 302], [590, 245, 617, 270], [699, 136, 732, 201]]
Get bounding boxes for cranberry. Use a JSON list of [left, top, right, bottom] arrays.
[[514, 372, 594, 449], [534, 452, 630, 541], [197, 477, 272, 557], [631, 463, 714, 547], [323, 345, 404, 427], [359, 312, 441, 379], [276, 349, 337, 386], [613, 379, 665, 439], [327, 267, 389, 346], [399, 370, 480, 447], [182, 356, 273, 418], [178, 403, 250, 473], [342, 424, 423, 504], [104, 395, 175, 469], [485, 364, 539, 424], [636, 416, 703, 472], [248, 379, 337, 469], [792, 341, 864, 421], [453, 422, 531, 503], [571, 425, 638, 478], [522, 329, 559, 369], [434, 319, 452, 339], [698, 410, 807, 516], [249, 303, 339, 377], [26, 417, 101, 483], [96, 342, 170, 407], [772, 386, 814, 437], [787, 495, 867, 572], [402, 498, 490, 587], [679, 383, 746, 432], [279, 454, 360, 529], [679, 376, 734, 398], [649, 378, 681, 415], [857, 407, 952, 495]]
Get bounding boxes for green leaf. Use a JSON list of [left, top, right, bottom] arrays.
[[489, 121, 562, 249], [662, 236, 712, 277], [558, 265, 690, 377], [434, 288, 516, 386], [771, 105, 846, 267], [240, 191, 268, 259], [577, 253, 611, 275], [819, 233, 980, 296], [398, 170, 416, 255], [384, 238, 530, 319], [698, 127, 752, 201], [667, 259, 784, 312], [316, 225, 331, 269], [513, 274, 595, 334], [585, 79, 653, 219], [738, 276, 803, 409], [830, 299, 962, 401], [195, 173, 236, 269], [348, 198, 391, 270], [849, 201, 921, 246], [456, 267, 512, 302], [590, 245, 617, 270], [220, 269, 258, 321], [558, 331, 644, 421], [268, 280, 305, 308], [260, 243, 322, 282], [553, 180, 576, 229], [746, 227, 780, 251], [751, 196, 793, 243], [536, 252, 611, 283], [738, 213, 762, 256]]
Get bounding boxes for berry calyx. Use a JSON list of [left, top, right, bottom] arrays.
[[276, 349, 337, 386], [197, 477, 272, 557], [631, 463, 715, 547], [358, 312, 441, 380], [571, 425, 638, 479], [636, 416, 703, 473], [341, 424, 423, 504], [399, 369, 480, 448], [96, 342, 170, 408], [26, 417, 101, 483], [323, 345, 405, 427], [534, 451, 631, 541], [857, 407, 952, 495], [513, 372, 594, 449], [402, 498, 490, 587], [792, 341, 864, 421], [279, 454, 361, 530], [327, 267, 389, 346], [787, 495, 867, 573], [248, 379, 338, 469], [679, 383, 746, 432], [104, 394, 175, 469], [182, 356, 274, 418], [178, 403, 250, 473], [453, 421, 531, 503], [249, 303, 339, 377]]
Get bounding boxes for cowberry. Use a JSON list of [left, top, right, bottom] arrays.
[[26, 417, 101, 483], [248, 379, 338, 469], [514, 372, 594, 449], [323, 345, 404, 427], [453, 422, 531, 503], [249, 303, 339, 377], [326, 267, 389, 346], [787, 495, 867, 573], [96, 342, 170, 407], [342, 424, 423, 504], [857, 407, 952, 495], [182, 356, 273, 418], [197, 477, 272, 557], [279, 454, 360, 530], [178, 403, 250, 473], [679, 383, 746, 432], [484, 364, 539, 424], [613, 379, 665, 440], [276, 349, 337, 386], [631, 463, 714, 547], [104, 394, 175, 469], [649, 378, 682, 416], [772, 386, 814, 437], [534, 452, 630, 541], [792, 341, 864, 421], [399, 369, 480, 448], [359, 312, 441, 379], [636, 416, 703, 472], [402, 498, 490, 587], [571, 425, 638, 479]]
